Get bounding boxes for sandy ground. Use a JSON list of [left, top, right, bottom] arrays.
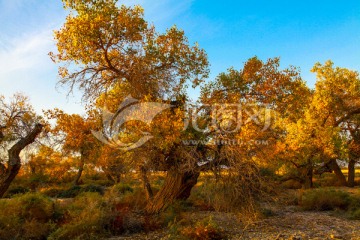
[[108, 204, 360, 239]]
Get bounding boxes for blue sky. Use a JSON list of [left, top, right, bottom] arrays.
[[0, 0, 359, 114]]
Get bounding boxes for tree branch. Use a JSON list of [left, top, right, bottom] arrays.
[[8, 123, 43, 165], [335, 108, 360, 127]]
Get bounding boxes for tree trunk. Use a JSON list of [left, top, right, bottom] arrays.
[[139, 165, 153, 200], [115, 174, 121, 184], [348, 159, 356, 187], [303, 164, 313, 189], [0, 124, 43, 197], [106, 173, 115, 184], [145, 169, 199, 214], [328, 159, 347, 186], [73, 153, 85, 186]]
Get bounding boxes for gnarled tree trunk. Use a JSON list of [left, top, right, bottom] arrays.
[[348, 159, 356, 187], [73, 153, 85, 186], [303, 163, 313, 189], [139, 165, 153, 200], [105, 173, 116, 185], [328, 159, 347, 186], [145, 168, 199, 214], [0, 124, 43, 197]]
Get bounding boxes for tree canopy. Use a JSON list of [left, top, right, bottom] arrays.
[[50, 0, 209, 100]]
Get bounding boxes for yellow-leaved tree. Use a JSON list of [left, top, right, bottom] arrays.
[[277, 61, 360, 188], [0, 94, 43, 197], [45, 109, 99, 185], [51, 0, 209, 213]]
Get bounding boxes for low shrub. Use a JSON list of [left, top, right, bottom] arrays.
[[48, 192, 113, 240], [260, 208, 276, 217], [82, 184, 105, 194], [120, 189, 147, 210], [105, 184, 161, 233], [159, 201, 190, 227], [42, 187, 66, 198], [191, 181, 241, 212], [349, 208, 360, 220], [4, 185, 30, 197], [0, 193, 55, 240], [112, 183, 134, 194], [317, 175, 340, 187], [57, 185, 82, 198], [111, 205, 145, 234], [300, 189, 351, 211], [21, 219, 55, 240], [29, 174, 49, 189], [347, 196, 360, 220], [190, 180, 261, 217], [15, 192, 55, 222], [349, 196, 360, 209], [104, 184, 143, 209], [85, 179, 115, 187], [281, 179, 302, 189], [180, 216, 226, 240], [259, 167, 278, 180], [56, 184, 104, 198]]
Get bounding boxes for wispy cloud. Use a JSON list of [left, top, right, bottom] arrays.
[[0, 30, 52, 76], [0, 0, 84, 114], [0, 29, 84, 114], [0, 0, 215, 113], [0, 0, 27, 13]]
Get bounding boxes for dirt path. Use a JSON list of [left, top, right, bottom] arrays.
[[236, 206, 360, 239], [109, 205, 360, 239]]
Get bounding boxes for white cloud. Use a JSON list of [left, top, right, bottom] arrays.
[[0, 0, 198, 115], [0, 29, 84, 115], [0, 30, 52, 76], [0, 0, 27, 13]]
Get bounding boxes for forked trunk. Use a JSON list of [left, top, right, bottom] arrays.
[[145, 169, 199, 214], [73, 153, 85, 186], [303, 164, 313, 189], [139, 165, 153, 200], [348, 159, 356, 187], [328, 159, 347, 186], [0, 124, 43, 197]]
